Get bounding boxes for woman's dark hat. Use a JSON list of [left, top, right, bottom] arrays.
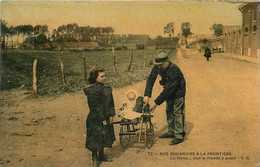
[[153, 50, 168, 65]]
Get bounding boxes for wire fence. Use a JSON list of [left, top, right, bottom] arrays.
[[1, 49, 177, 96]]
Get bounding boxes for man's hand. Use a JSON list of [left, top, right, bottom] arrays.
[[150, 102, 157, 112], [143, 96, 149, 105]]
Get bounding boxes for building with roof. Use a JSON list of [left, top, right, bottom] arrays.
[[208, 36, 224, 53], [239, 2, 260, 58], [223, 25, 242, 55]]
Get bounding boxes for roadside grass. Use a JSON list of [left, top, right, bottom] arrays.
[[1, 49, 176, 96]]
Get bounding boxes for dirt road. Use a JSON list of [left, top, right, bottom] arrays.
[[0, 49, 259, 167]]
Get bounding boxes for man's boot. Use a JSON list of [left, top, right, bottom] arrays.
[[98, 150, 112, 162], [169, 138, 184, 145]]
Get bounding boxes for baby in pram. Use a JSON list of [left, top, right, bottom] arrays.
[[118, 90, 150, 124]]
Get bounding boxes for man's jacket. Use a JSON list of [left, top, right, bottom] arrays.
[[144, 61, 186, 105]]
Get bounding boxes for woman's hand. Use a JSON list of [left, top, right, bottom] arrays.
[[102, 120, 108, 125]]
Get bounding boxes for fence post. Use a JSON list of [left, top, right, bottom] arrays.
[[83, 56, 87, 82], [143, 51, 146, 67], [128, 49, 134, 71], [143, 49, 146, 67], [33, 59, 37, 95], [112, 46, 116, 74], [59, 57, 65, 85]]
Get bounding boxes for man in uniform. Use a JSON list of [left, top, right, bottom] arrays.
[[143, 50, 186, 145]]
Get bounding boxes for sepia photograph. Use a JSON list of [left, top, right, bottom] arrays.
[[0, 0, 259, 167]]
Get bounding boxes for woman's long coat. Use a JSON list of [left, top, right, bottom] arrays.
[[84, 83, 116, 151]]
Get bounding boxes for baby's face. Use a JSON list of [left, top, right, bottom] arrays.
[[127, 92, 136, 102]]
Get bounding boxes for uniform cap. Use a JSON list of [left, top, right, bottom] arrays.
[[153, 50, 168, 65]]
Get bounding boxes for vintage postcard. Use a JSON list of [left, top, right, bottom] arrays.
[[0, 0, 259, 167]]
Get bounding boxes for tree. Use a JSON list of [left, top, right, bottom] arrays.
[[164, 22, 174, 37], [54, 23, 80, 42], [146, 36, 179, 49], [56, 25, 67, 41], [52, 29, 57, 41], [181, 22, 192, 47], [181, 22, 192, 38], [101, 26, 114, 45], [35, 34, 48, 44], [51, 24, 115, 43], [1, 20, 10, 49], [8, 26, 17, 48], [66, 23, 79, 41], [79, 26, 92, 42], [210, 24, 223, 37], [33, 25, 48, 36], [200, 38, 208, 44], [74, 26, 82, 41], [14, 25, 34, 43]]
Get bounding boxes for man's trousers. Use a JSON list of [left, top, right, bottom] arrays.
[[166, 97, 185, 139]]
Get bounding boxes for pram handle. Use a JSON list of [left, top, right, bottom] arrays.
[[112, 121, 122, 124]]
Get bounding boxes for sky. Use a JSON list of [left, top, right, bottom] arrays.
[[1, 1, 243, 38]]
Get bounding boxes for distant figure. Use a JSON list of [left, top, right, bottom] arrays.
[[84, 66, 115, 167], [204, 47, 211, 61]]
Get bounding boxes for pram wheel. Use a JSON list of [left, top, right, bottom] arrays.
[[146, 121, 154, 136], [119, 124, 131, 148]]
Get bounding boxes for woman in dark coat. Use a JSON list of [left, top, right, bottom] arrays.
[[84, 66, 116, 166]]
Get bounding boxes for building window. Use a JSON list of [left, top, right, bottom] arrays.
[[253, 25, 257, 32], [239, 30, 241, 34], [233, 31, 236, 35], [245, 27, 249, 33]]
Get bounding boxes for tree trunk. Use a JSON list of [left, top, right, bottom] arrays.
[[6, 35, 9, 49], [1, 35, 6, 49], [143, 50, 146, 67]]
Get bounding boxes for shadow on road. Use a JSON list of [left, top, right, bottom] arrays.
[[184, 121, 194, 141], [143, 125, 169, 150]]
